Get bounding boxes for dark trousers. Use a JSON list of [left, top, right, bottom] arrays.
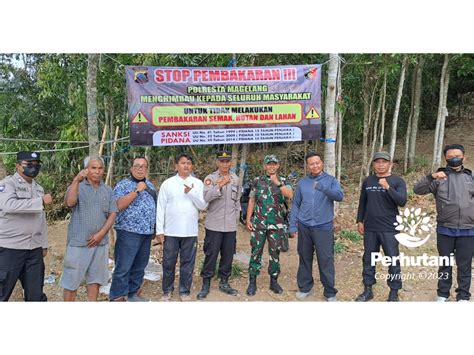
[[162, 236, 197, 295], [0, 247, 47, 302], [109, 229, 153, 300], [362, 231, 402, 290], [200, 229, 236, 280], [297, 224, 337, 297], [437, 234, 474, 300]]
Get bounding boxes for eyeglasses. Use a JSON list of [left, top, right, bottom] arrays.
[[132, 165, 148, 170]]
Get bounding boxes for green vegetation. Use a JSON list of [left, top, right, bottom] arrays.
[[339, 230, 362, 242]]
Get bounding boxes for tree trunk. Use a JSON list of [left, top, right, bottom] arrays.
[[324, 54, 339, 176], [238, 143, 248, 189], [389, 56, 408, 161], [359, 77, 371, 186], [432, 54, 450, 170], [230, 53, 240, 172], [0, 158, 7, 180], [87, 54, 100, 157], [366, 80, 384, 175], [336, 61, 343, 182], [404, 65, 417, 174], [408, 55, 425, 169], [378, 72, 387, 151]]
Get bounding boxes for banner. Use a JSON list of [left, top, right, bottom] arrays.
[[126, 64, 322, 146]]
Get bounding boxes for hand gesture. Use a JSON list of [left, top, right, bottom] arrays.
[[74, 169, 88, 183], [42, 193, 53, 205], [270, 174, 280, 186], [87, 232, 103, 248], [217, 175, 231, 188], [184, 183, 194, 194], [136, 181, 147, 192], [378, 178, 389, 189], [432, 171, 448, 181]]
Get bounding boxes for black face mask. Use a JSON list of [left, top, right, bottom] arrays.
[[446, 157, 463, 168], [22, 164, 41, 178]]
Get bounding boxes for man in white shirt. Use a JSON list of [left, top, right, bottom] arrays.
[[156, 153, 207, 301]]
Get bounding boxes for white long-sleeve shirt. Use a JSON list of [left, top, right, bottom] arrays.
[[156, 174, 207, 237]]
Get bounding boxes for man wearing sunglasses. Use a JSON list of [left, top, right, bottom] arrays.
[[0, 151, 52, 301]]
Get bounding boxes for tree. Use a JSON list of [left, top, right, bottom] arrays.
[[388, 55, 408, 161], [86, 54, 100, 157], [407, 55, 426, 170], [432, 54, 451, 170], [324, 53, 339, 176]]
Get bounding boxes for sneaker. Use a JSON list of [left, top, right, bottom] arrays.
[[128, 294, 150, 302], [296, 288, 314, 300], [161, 293, 172, 302], [457, 299, 469, 303], [436, 296, 448, 302], [326, 296, 338, 302], [180, 294, 192, 302]]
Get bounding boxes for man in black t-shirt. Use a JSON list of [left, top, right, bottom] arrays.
[[355, 151, 407, 302]]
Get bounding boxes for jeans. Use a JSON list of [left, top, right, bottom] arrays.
[[109, 229, 153, 300]]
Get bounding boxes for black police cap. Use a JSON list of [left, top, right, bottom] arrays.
[[17, 151, 42, 162]]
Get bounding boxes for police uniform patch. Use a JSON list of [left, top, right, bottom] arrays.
[[0, 184, 5, 192], [205, 179, 212, 185]]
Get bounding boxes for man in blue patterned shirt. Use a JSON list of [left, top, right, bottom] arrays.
[[109, 157, 157, 302]]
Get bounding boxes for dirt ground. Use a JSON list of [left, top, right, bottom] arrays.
[[9, 115, 474, 302]]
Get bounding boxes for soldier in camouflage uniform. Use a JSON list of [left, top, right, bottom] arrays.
[[245, 155, 293, 296]]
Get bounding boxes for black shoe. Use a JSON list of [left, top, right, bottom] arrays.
[[387, 289, 399, 302], [246, 276, 257, 296], [269, 275, 283, 294], [196, 278, 211, 300], [355, 286, 373, 302], [219, 278, 238, 296]]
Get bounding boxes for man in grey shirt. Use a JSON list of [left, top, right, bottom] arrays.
[[61, 156, 117, 301], [0, 151, 52, 301], [196, 150, 240, 300]]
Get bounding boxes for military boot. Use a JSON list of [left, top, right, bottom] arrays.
[[387, 288, 399, 302], [269, 275, 283, 294], [196, 278, 211, 300], [219, 277, 238, 296], [246, 275, 257, 296], [355, 285, 374, 302]]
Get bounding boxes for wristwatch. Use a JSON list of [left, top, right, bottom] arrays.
[[277, 182, 283, 188], [134, 189, 140, 194]]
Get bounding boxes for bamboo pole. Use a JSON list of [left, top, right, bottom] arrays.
[[98, 124, 108, 157], [105, 127, 120, 186]]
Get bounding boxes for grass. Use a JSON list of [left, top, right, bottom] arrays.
[[334, 240, 347, 254], [198, 259, 244, 279], [339, 229, 362, 242]]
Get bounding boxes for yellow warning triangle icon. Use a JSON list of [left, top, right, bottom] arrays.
[[132, 111, 149, 124], [305, 106, 320, 119]]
